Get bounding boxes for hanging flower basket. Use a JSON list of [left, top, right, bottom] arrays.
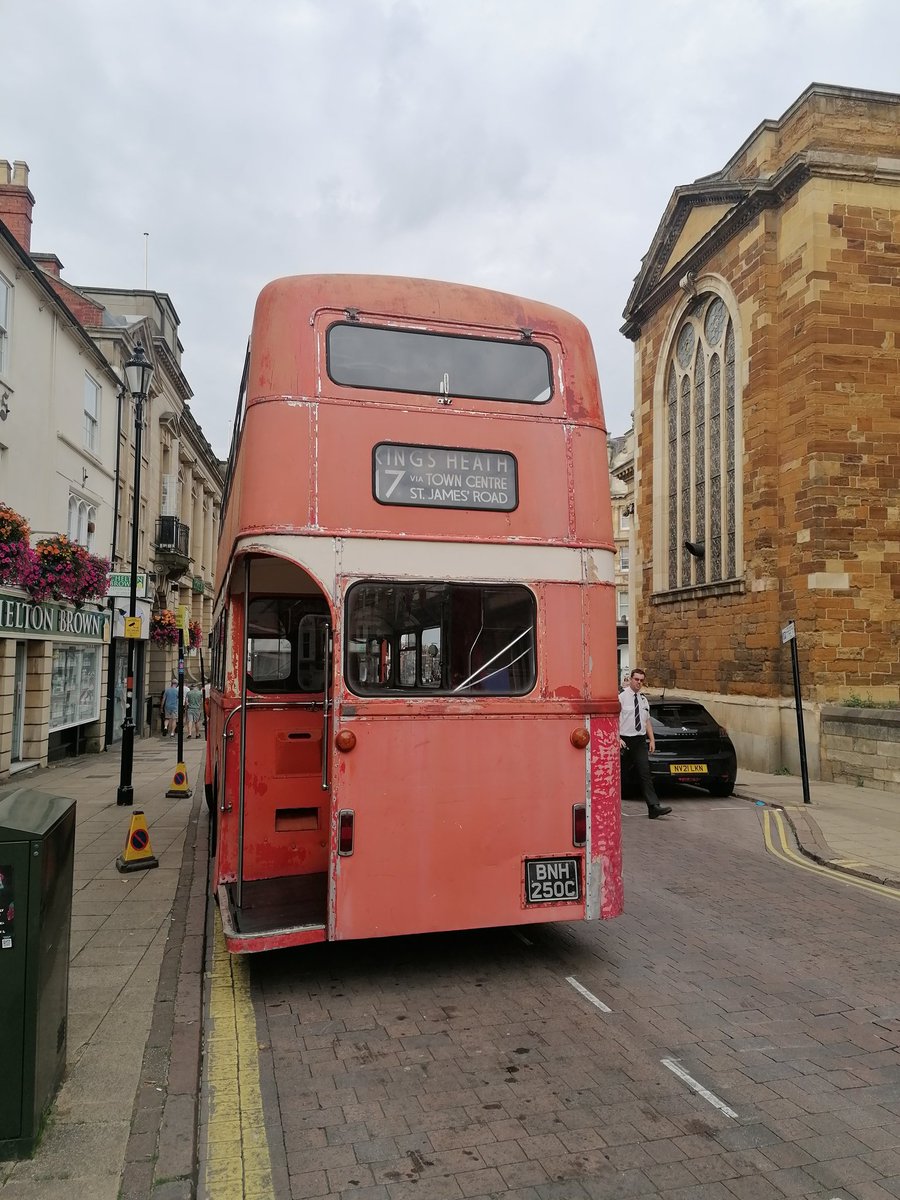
[[188, 619, 203, 650], [0, 502, 36, 589], [0, 506, 108, 603], [0, 502, 30, 546], [28, 535, 110, 605], [0, 540, 40, 591], [150, 609, 180, 645]]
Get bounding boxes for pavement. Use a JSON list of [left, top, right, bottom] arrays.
[[0, 731, 208, 1200], [733, 766, 900, 887], [0, 740, 897, 1199]]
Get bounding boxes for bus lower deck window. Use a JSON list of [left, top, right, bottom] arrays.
[[345, 582, 536, 697], [247, 596, 330, 694]]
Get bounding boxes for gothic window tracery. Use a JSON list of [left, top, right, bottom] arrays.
[[663, 294, 738, 589]]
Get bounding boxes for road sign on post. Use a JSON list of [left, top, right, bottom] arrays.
[[783, 619, 811, 805]]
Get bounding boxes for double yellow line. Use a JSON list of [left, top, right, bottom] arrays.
[[762, 807, 900, 903], [203, 915, 275, 1199]]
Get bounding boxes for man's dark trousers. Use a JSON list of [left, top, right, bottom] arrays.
[[622, 734, 660, 813]]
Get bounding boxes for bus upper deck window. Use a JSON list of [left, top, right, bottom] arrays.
[[327, 323, 552, 404]]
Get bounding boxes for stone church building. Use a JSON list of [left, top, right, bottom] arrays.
[[621, 83, 899, 775]]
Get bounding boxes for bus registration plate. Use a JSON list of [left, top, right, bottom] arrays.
[[525, 857, 581, 904]]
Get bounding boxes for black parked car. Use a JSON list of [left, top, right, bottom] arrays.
[[621, 697, 737, 798]]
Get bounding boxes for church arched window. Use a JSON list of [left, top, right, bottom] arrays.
[[662, 293, 739, 588]]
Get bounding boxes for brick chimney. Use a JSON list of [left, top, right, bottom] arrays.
[[0, 160, 35, 252], [32, 253, 63, 277]]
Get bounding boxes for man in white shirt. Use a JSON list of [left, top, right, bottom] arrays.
[[619, 669, 671, 819]]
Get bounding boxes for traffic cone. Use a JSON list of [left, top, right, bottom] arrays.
[[166, 761, 193, 798], [116, 810, 159, 873]]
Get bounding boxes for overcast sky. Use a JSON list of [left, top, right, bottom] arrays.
[[3, 0, 899, 456]]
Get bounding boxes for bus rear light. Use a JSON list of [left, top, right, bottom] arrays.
[[335, 730, 357, 752], [570, 727, 590, 749], [572, 803, 587, 847], [338, 809, 355, 855]]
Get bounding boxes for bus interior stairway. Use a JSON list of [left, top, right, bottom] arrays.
[[223, 872, 327, 935]]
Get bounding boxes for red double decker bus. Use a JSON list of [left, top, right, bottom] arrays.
[[206, 275, 622, 953]]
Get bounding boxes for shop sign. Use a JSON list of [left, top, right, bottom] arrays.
[[107, 572, 149, 598], [111, 598, 151, 641], [0, 593, 111, 642]]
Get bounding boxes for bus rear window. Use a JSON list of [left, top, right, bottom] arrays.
[[345, 582, 536, 696], [327, 323, 552, 404], [247, 596, 330, 694]]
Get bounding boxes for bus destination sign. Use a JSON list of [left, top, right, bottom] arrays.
[[373, 443, 518, 512]]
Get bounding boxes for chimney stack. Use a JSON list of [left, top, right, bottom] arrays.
[[32, 253, 64, 277], [0, 160, 35, 252]]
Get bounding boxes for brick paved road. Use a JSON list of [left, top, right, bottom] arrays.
[[243, 796, 900, 1199]]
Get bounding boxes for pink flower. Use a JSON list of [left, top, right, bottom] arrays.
[[27, 536, 110, 603]]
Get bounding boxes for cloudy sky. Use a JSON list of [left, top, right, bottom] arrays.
[[3, 0, 899, 456]]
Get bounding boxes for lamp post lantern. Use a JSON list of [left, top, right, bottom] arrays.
[[117, 341, 153, 806]]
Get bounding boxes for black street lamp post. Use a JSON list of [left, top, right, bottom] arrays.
[[116, 342, 153, 806]]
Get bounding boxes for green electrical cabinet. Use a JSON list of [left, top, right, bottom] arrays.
[[0, 787, 76, 1159]]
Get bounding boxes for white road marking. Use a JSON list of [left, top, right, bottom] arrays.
[[566, 976, 612, 1012], [513, 930, 533, 946], [661, 1057, 738, 1118]]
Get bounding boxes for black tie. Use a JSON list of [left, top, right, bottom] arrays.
[[634, 693, 642, 732]]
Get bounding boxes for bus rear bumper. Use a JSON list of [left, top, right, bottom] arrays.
[[217, 883, 327, 954]]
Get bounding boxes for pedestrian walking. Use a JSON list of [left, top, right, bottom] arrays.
[[619, 668, 671, 819], [186, 683, 203, 739], [161, 678, 180, 738]]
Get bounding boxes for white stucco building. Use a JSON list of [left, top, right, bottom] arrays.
[[0, 161, 121, 772], [0, 159, 224, 780]]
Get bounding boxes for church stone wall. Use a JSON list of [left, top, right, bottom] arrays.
[[627, 88, 900, 770]]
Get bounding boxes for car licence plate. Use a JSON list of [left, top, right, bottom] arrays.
[[669, 763, 708, 774], [524, 857, 581, 904]]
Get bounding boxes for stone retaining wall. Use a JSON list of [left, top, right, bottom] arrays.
[[820, 706, 900, 791], [659, 692, 900, 790]]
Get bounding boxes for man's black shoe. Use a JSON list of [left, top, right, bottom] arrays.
[[648, 805, 672, 819]]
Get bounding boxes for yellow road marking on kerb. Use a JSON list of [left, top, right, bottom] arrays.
[[762, 809, 900, 903], [204, 913, 275, 1200]]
